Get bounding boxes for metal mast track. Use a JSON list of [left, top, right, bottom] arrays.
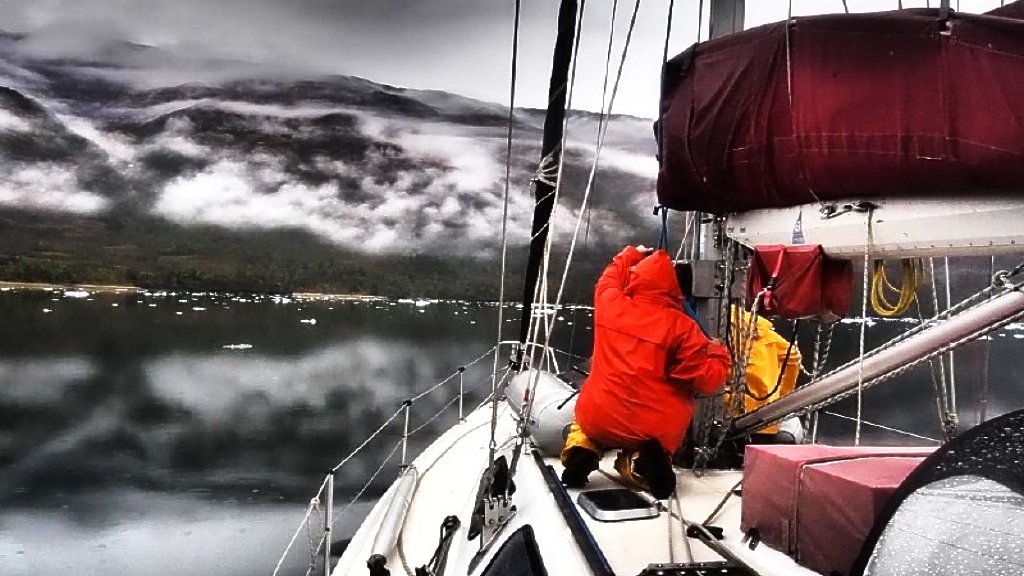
[[731, 285, 1024, 436]]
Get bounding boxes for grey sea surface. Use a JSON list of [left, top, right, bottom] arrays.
[[0, 287, 1022, 576]]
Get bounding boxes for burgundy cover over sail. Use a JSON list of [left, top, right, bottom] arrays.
[[657, 6, 1024, 215]]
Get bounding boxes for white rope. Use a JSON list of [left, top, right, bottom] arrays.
[[855, 213, 873, 445], [944, 256, 958, 419], [270, 499, 322, 576], [822, 411, 941, 444], [674, 212, 697, 261], [305, 499, 323, 576]]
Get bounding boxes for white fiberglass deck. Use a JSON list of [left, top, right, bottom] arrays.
[[333, 402, 819, 576]]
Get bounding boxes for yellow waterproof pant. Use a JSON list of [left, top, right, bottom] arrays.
[[560, 421, 650, 492]]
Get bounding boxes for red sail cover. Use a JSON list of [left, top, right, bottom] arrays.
[[657, 6, 1024, 214]]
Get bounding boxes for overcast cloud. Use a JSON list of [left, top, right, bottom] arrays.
[[0, 0, 1007, 118]]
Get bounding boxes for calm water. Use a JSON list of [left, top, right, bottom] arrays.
[[1, 287, 1022, 576]]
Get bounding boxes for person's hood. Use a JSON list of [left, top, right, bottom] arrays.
[[732, 304, 777, 338], [624, 250, 683, 307]]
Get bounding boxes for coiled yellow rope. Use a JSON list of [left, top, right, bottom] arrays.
[[870, 258, 921, 317]]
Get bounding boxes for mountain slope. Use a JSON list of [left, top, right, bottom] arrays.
[[0, 33, 660, 297]]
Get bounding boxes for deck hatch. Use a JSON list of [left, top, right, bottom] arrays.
[[577, 488, 659, 522], [637, 561, 756, 575]]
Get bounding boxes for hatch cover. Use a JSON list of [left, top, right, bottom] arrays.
[[637, 561, 757, 576]]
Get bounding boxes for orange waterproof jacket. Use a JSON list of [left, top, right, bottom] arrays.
[[575, 246, 731, 453]]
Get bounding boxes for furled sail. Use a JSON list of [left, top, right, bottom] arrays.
[[656, 5, 1024, 215]]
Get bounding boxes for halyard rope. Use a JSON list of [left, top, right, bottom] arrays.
[[855, 211, 873, 445]]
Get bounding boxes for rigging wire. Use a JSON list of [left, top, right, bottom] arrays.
[[697, 0, 705, 42], [516, 0, 643, 476], [978, 255, 994, 425], [512, 0, 591, 477], [822, 411, 940, 444], [546, 0, 641, 332], [489, 0, 522, 472], [944, 256, 958, 431], [567, 0, 620, 366], [855, 213, 873, 445], [658, 0, 677, 164]]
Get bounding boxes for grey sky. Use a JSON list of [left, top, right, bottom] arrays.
[[1, 0, 1007, 118]]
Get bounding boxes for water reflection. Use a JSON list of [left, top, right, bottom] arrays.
[[0, 287, 1022, 575]]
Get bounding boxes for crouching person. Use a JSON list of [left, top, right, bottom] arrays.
[[560, 245, 730, 499]]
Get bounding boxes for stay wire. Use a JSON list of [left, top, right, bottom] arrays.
[[513, 0, 589, 477], [490, 0, 521, 472], [568, 0, 620, 364], [658, 0, 676, 164], [518, 0, 643, 477], [548, 0, 640, 324], [855, 212, 873, 446]]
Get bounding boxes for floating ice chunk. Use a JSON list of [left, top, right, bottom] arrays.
[[193, 307, 206, 311], [64, 290, 89, 298], [112, 303, 119, 307], [42, 308, 52, 313], [176, 311, 183, 315], [300, 318, 317, 325], [415, 299, 431, 307], [222, 343, 253, 350]]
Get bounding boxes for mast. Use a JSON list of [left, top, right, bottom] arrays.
[[709, 0, 745, 39], [691, 0, 746, 333], [515, 0, 578, 367], [686, 0, 745, 464]]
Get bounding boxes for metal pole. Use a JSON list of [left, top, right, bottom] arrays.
[[709, 0, 745, 40], [323, 472, 334, 576], [401, 399, 412, 467], [458, 366, 466, 421]]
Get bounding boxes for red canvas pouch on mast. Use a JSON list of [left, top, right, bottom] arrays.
[[747, 245, 853, 321]]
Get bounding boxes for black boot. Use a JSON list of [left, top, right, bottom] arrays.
[[634, 440, 676, 499], [560, 447, 600, 488]]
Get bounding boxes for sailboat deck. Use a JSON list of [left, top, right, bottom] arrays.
[[334, 403, 819, 576]]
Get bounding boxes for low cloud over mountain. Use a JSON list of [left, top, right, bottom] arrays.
[[0, 30, 660, 269]]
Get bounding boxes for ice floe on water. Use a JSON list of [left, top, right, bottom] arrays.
[[222, 343, 254, 350], [300, 318, 316, 325], [63, 290, 89, 298]]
